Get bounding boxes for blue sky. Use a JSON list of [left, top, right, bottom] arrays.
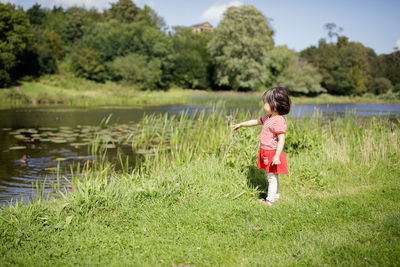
[[2, 0, 399, 55]]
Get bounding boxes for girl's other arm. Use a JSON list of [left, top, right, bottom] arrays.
[[272, 134, 285, 165], [232, 119, 262, 131]]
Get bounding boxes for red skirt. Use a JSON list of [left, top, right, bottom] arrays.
[[257, 148, 289, 174]]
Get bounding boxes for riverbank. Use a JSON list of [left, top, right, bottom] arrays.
[[0, 111, 399, 265], [1, 74, 399, 109]]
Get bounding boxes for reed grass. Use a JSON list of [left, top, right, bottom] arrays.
[[0, 110, 399, 266]]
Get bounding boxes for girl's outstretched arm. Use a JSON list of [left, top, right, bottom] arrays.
[[232, 119, 262, 131]]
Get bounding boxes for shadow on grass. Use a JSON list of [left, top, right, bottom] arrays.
[[246, 165, 269, 199]]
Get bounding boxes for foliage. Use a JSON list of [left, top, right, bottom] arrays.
[[300, 37, 380, 95], [0, 3, 32, 87], [208, 5, 274, 91], [65, 7, 90, 44], [70, 21, 171, 82], [70, 47, 108, 82], [108, 53, 162, 90], [266, 46, 325, 95], [170, 27, 212, 89], [1, 3, 400, 95], [107, 0, 140, 23], [378, 51, 400, 86], [370, 77, 393, 95]]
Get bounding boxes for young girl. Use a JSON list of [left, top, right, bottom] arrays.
[[232, 86, 291, 207]]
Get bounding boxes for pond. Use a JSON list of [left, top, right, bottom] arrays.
[[1, 103, 400, 206]]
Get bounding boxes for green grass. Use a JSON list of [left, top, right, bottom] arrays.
[[1, 73, 399, 109], [0, 110, 399, 266]]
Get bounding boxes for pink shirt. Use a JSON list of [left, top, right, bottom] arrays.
[[259, 115, 287, 150]]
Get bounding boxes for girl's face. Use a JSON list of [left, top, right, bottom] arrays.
[[263, 102, 272, 115], [263, 101, 278, 116]]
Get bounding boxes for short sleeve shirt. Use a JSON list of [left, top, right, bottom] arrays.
[[259, 115, 287, 150]]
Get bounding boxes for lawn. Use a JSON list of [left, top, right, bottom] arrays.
[[0, 110, 399, 266]]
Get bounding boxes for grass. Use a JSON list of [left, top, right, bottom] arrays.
[[1, 73, 399, 109], [0, 109, 399, 266]]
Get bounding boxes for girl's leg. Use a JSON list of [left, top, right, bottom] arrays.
[[266, 173, 280, 203], [275, 175, 280, 201]]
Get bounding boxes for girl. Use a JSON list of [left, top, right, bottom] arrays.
[[232, 86, 291, 207]]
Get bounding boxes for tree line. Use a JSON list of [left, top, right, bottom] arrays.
[[1, 1, 399, 96]]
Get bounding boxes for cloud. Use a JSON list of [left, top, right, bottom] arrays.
[[0, 0, 16, 4], [396, 40, 400, 50], [201, 1, 243, 24]]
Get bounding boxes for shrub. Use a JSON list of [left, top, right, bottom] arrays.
[[370, 77, 393, 95], [108, 53, 162, 90]]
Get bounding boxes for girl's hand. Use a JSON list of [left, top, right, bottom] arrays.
[[272, 155, 281, 165], [231, 124, 241, 131]]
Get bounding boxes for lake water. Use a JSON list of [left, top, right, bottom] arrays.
[[1, 103, 400, 205]]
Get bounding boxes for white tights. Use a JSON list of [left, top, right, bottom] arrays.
[[266, 173, 280, 203]]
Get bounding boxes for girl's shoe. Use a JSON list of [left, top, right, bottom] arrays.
[[259, 199, 273, 207]]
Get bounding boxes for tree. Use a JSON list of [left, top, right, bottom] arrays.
[[208, 5, 274, 91], [370, 77, 393, 95], [70, 21, 171, 83], [0, 3, 32, 87], [378, 51, 400, 86], [300, 34, 379, 95], [266, 46, 325, 95], [170, 27, 212, 89], [107, 0, 140, 23], [26, 3, 46, 25], [137, 5, 167, 30], [108, 53, 162, 90], [324, 23, 343, 43], [65, 7, 89, 43]]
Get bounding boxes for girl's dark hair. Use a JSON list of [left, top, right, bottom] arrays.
[[262, 86, 291, 115]]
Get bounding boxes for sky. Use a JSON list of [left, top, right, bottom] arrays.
[[1, 0, 399, 55]]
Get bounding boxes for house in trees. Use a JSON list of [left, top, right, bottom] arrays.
[[191, 22, 213, 33]]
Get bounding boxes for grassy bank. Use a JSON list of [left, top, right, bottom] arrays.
[[1, 74, 399, 109], [0, 110, 399, 266]]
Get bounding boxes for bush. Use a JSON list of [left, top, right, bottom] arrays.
[[108, 53, 162, 90], [393, 83, 400, 93], [370, 77, 393, 95]]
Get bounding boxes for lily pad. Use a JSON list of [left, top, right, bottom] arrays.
[[14, 134, 27, 140], [50, 139, 67, 144], [70, 143, 88, 147], [39, 127, 58, 131], [9, 146, 27, 150]]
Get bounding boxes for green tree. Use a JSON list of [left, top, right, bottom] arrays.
[[65, 7, 90, 43], [71, 21, 171, 83], [208, 5, 274, 91], [370, 77, 393, 95], [266, 46, 325, 95], [137, 5, 167, 30], [324, 23, 343, 43], [170, 27, 212, 89], [107, 0, 140, 23], [26, 3, 46, 25], [70, 47, 107, 82], [300, 34, 378, 95], [108, 53, 162, 90], [378, 51, 400, 86], [0, 3, 32, 87]]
